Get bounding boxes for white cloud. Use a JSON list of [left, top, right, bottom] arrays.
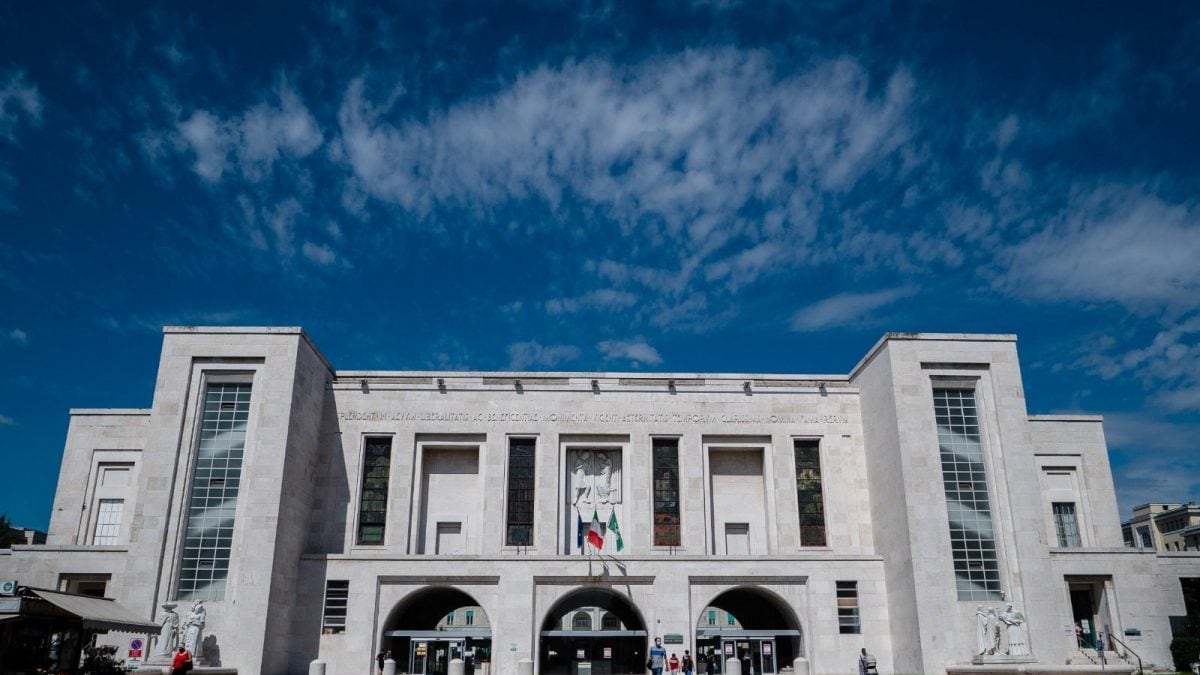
[[335, 51, 913, 273], [301, 241, 338, 267], [545, 289, 638, 315], [507, 341, 582, 370], [597, 338, 663, 366], [1103, 412, 1200, 515], [1000, 187, 1200, 309], [5, 328, 27, 346], [791, 287, 915, 331], [178, 85, 322, 183], [0, 70, 42, 143], [1074, 313, 1200, 412], [0, 413, 14, 426]]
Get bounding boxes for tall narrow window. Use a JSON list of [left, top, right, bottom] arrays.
[[92, 499, 123, 545], [322, 580, 349, 634], [179, 382, 251, 600], [357, 437, 392, 545], [934, 387, 1002, 600], [1053, 502, 1082, 547], [505, 438, 536, 546], [653, 438, 681, 546], [836, 581, 861, 634], [794, 439, 826, 546]]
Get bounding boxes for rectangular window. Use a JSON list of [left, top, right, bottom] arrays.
[[446, 611, 455, 626], [466, 610, 475, 626], [505, 438, 536, 546], [836, 581, 861, 634], [1053, 502, 1081, 547], [322, 580, 348, 634], [934, 388, 1002, 600], [179, 382, 251, 600], [794, 439, 827, 546], [708, 610, 716, 625], [357, 437, 392, 545], [653, 438, 681, 546], [92, 499, 123, 545]]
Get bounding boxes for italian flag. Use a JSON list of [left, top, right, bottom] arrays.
[[587, 509, 605, 550]]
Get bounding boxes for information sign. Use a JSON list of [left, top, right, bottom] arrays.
[[126, 658, 141, 670], [604, 648, 612, 659]]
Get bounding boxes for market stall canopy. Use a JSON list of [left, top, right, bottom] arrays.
[[28, 589, 159, 633]]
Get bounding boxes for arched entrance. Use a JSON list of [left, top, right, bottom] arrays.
[[540, 588, 648, 675], [694, 588, 802, 675], [382, 587, 492, 675]]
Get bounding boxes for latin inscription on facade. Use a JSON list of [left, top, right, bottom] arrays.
[[335, 410, 849, 424]]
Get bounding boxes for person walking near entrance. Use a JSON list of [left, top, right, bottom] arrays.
[[648, 637, 666, 675], [669, 653, 680, 675], [170, 646, 194, 674], [682, 650, 694, 675], [857, 647, 877, 675]]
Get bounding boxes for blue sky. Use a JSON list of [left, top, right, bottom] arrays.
[[1, 1, 1198, 531]]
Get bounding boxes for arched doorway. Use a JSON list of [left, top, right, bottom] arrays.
[[540, 588, 648, 675], [695, 588, 802, 675], [382, 587, 492, 675]]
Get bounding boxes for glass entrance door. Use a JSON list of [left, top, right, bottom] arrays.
[[718, 639, 775, 675], [411, 639, 464, 675]]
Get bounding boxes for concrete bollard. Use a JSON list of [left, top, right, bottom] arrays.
[[308, 659, 326, 675], [725, 658, 742, 675], [384, 657, 398, 675], [449, 658, 466, 675], [518, 657, 534, 675], [791, 657, 809, 675]]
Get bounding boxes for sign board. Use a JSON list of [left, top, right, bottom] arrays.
[[510, 643, 518, 652], [128, 638, 143, 658], [604, 648, 612, 659], [576, 649, 586, 659], [0, 597, 20, 613], [664, 634, 684, 645], [724, 644, 733, 656], [0, 580, 16, 595], [1081, 619, 1090, 631], [126, 658, 141, 670], [762, 644, 771, 655]]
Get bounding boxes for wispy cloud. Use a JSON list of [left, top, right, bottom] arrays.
[[0, 414, 15, 426], [545, 289, 638, 315], [999, 186, 1200, 310], [507, 341, 582, 370], [0, 70, 42, 143], [177, 84, 323, 183], [4, 329, 28, 346], [597, 338, 663, 366], [1104, 411, 1200, 515], [791, 287, 916, 331]]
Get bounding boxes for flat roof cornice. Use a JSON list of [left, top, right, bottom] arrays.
[[849, 331, 1018, 380]]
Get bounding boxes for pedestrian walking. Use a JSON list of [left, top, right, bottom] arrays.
[[682, 650, 694, 675], [170, 646, 194, 674], [669, 652, 680, 675], [857, 647, 877, 675], [648, 637, 666, 675]]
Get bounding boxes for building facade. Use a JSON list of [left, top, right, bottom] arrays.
[[1122, 503, 1200, 552], [2, 327, 1197, 674]]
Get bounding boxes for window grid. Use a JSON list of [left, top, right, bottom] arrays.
[[178, 383, 251, 600], [322, 580, 349, 633], [836, 581, 861, 634], [652, 439, 681, 546], [794, 440, 827, 547], [1052, 502, 1082, 547], [934, 388, 1003, 600], [92, 499, 124, 545], [357, 437, 392, 545], [505, 438, 536, 546]]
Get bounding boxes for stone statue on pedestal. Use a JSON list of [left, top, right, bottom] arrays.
[[154, 603, 180, 659], [182, 600, 207, 659], [1001, 603, 1029, 656], [975, 606, 989, 655]]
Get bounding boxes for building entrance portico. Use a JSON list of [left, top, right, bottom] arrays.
[[695, 588, 802, 675], [540, 588, 648, 675], [382, 587, 492, 675]]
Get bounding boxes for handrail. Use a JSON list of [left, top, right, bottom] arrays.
[[1106, 633, 1143, 675]]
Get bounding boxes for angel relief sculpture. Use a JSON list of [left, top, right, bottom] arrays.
[[569, 449, 623, 553]]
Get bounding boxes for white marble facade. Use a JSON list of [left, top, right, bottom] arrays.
[[1, 327, 1196, 674]]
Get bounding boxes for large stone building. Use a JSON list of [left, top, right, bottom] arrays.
[[2, 327, 1197, 674]]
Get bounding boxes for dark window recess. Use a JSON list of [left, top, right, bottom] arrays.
[[653, 439, 681, 546], [357, 438, 392, 545], [836, 581, 861, 634], [506, 438, 536, 546], [322, 580, 349, 633], [795, 440, 827, 546]]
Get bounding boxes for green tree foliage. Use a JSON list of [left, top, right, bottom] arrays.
[[0, 513, 28, 548]]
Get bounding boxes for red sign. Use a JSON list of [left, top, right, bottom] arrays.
[[129, 648, 143, 658]]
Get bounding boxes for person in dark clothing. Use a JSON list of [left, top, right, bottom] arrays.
[[682, 650, 694, 675]]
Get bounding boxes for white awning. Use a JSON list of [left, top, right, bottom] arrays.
[[31, 590, 159, 633], [541, 630, 647, 637]]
